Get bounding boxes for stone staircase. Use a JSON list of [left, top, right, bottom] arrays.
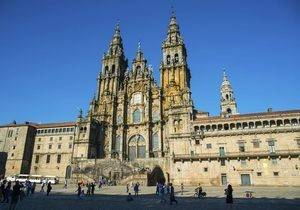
[[72, 159, 149, 185]]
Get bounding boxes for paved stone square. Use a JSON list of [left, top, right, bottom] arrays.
[[0, 185, 299, 210]]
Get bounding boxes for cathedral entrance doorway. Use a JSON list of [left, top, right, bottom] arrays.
[[147, 166, 165, 186]]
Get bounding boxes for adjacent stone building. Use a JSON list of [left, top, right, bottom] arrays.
[[0, 122, 36, 177], [1, 13, 299, 186], [30, 122, 76, 179]]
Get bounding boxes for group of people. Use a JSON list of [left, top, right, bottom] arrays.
[[0, 179, 41, 210], [76, 181, 96, 199], [0, 178, 55, 210], [175, 182, 234, 204], [0, 180, 23, 210], [155, 182, 178, 205]]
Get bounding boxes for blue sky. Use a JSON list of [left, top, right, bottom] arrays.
[[0, 0, 299, 124]]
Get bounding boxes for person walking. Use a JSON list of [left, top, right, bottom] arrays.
[[75, 184, 82, 199], [31, 182, 36, 194], [63, 180, 68, 189], [40, 179, 46, 192], [180, 183, 184, 195], [133, 183, 139, 196], [86, 183, 91, 196], [225, 184, 233, 204], [25, 181, 31, 196], [169, 183, 177, 205], [3, 181, 12, 203], [91, 182, 95, 195], [9, 181, 21, 210], [46, 182, 52, 196], [160, 184, 166, 203], [126, 183, 130, 193]]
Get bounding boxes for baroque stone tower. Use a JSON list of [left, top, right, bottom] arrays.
[[220, 70, 238, 116], [89, 23, 129, 158], [160, 12, 193, 136]]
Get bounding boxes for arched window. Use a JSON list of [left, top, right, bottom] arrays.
[[136, 65, 141, 72], [151, 133, 159, 158], [104, 66, 109, 74], [133, 109, 141, 123], [226, 94, 229, 100], [137, 136, 146, 158], [115, 136, 121, 154], [117, 115, 123, 124], [166, 55, 171, 65], [131, 92, 142, 104], [152, 133, 159, 151], [152, 110, 159, 122], [111, 65, 115, 74], [174, 53, 179, 63], [227, 108, 232, 114], [128, 135, 145, 161]]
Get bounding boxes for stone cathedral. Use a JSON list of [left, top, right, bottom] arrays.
[[74, 14, 193, 164], [1, 14, 300, 186]]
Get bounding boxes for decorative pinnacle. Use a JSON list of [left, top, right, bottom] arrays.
[[116, 19, 120, 30], [222, 67, 228, 81], [137, 40, 141, 52], [171, 6, 176, 18], [114, 20, 120, 36]]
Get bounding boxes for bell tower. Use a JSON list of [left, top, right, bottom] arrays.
[[160, 12, 192, 108], [220, 70, 238, 117], [161, 12, 193, 135], [88, 23, 128, 158], [96, 23, 128, 100]]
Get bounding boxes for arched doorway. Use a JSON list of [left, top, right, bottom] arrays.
[[65, 165, 72, 179], [128, 135, 145, 161], [148, 166, 166, 186]]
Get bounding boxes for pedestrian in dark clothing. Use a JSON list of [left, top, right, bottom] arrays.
[[169, 183, 177, 205], [3, 181, 12, 203], [86, 183, 91, 196], [91, 183, 95, 195], [46, 182, 52, 196], [25, 181, 31, 196], [226, 184, 233, 203], [31, 182, 36, 194], [0, 180, 7, 203], [133, 183, 139, 196], [9, 181, 21, 210], [76, 184, 82, 199]]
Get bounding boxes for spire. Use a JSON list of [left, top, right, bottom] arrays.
[[134, 41, 144, 61], [222, 67, 231, 86], [168, 8, 180, 34], [108, 21, 124, 56], [220, 68, 238, 116], [169, 6, 178, 29], [163, 7, 184, 47]]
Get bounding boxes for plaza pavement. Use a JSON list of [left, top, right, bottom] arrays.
[[0, 184, 299, 210]]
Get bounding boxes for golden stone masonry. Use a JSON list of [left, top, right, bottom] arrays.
[[1, 14, 299, 186]]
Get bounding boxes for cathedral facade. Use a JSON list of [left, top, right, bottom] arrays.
[[1, 14, 300, 186]]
